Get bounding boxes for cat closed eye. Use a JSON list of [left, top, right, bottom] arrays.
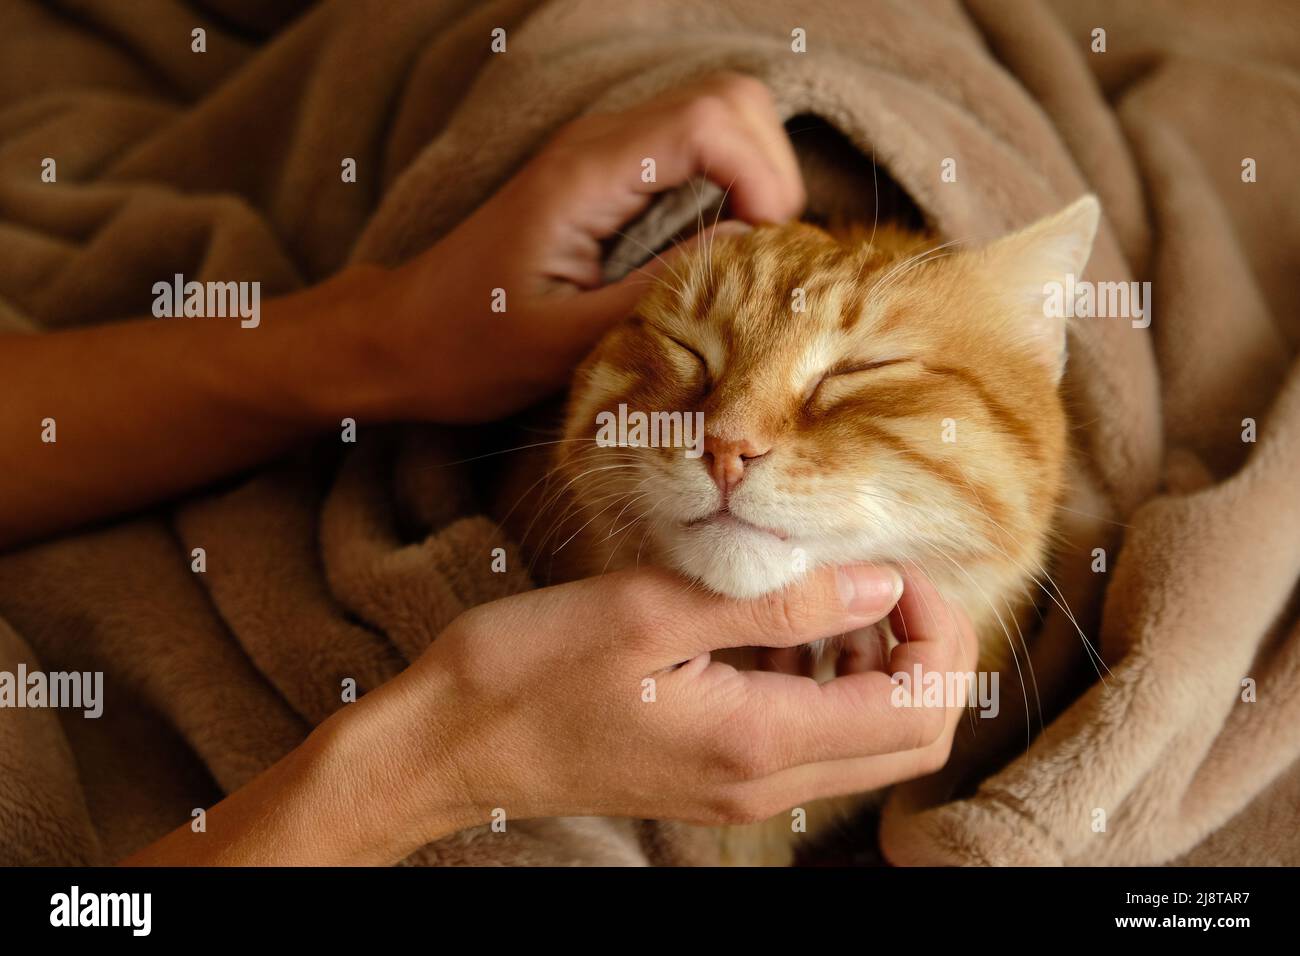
[[828, 357, 909, 377], [655, 329, 709, 372], [807, 357, 909, 405]]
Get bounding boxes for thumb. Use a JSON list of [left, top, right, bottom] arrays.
[[642, 563, 904, 664]]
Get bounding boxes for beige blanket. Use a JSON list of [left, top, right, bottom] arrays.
[[1, 0, 1297, 866]]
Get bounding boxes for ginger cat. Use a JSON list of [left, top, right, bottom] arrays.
[[501, 196, 1100, 865]]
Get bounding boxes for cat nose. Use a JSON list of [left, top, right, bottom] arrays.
[[703, 435, 772, 496]]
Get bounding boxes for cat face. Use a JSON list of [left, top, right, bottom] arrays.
[[558, 197, 1099, 599]]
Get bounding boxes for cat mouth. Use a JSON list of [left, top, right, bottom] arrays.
[[683, 510, 789, 542]]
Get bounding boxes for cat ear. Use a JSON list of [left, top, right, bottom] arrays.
[[978, 194, 1100, 382]]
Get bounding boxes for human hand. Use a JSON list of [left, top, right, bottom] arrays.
[[332, 564, 976, 861], [372, 72, 804, 423]]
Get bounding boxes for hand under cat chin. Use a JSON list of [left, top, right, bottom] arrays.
[[663, 517, 807, 599]]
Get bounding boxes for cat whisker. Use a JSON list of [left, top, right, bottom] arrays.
[[863, 240, 965, 308], [709, 173, 738, 258], [606, 485, 654, 538], [529, 468, 640, 545], [519, 461, 642, 558], [552, 488, 644, 556], [850, 147, 882, 286], [911, 544, 1039, 748], [525, 462, 656, 574], [947, 461, 1114, 685], [600, 494, 670, 577], [498, 445, 641, 530], [1052, 502, 1131, 529], [822, 487, 1043, 744], [609, 227, 691, 292], [430, 435, 610, 470], [848, 477, 1111, 690]]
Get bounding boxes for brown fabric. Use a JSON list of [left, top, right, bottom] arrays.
[[0, 0, 1296, 866]]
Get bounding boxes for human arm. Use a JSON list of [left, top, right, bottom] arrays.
[[122, 564, 976, 866], [0, 73, 800, 550]]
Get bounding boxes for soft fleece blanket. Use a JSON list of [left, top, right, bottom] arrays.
[[1, 0, 1297, 866]]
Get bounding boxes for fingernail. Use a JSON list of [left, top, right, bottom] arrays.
[[836, 565, 903, 615], [710, 221, 753, 238]]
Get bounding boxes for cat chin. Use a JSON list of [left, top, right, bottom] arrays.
[[660, 522, 805, 599]]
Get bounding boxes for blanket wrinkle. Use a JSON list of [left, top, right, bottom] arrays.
[[0, 0, 1296, 866]]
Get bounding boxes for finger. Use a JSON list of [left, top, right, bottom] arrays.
[[731, 666, 947, 766], [559, 79, 804, 226], [724, 687, 969, 813], [834, 626, 888, 676], [721, 81, 805, 217], [757, 645, 812, 677], [888, 573, 979, 676], [730, 582, 975, 765], [665, 73, 804, 222], [628, 563, 903, 665], [563, 221, 752, 342], [643, 101, 803, 224]]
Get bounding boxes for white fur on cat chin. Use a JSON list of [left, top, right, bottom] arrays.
[[660, 518, 806, 599]]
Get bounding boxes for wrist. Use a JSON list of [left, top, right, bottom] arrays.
[[329, 253, 485, 425], [274, 262, 411, 426], [310, 663, 491, 864]]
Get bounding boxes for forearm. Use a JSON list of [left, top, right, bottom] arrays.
[[120, 676, 486, 866], [0, 265, 397, 550]]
